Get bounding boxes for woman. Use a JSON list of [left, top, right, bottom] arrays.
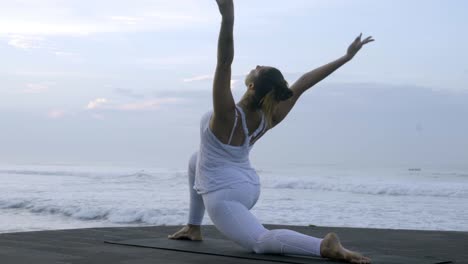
[[169, 1, 374, 263]]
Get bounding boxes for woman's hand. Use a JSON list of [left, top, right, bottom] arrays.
[[216, 0, 234, 20], [346, 33, 374, 60]]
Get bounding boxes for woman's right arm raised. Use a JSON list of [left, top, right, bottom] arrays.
[[212, 0, 236, 122]]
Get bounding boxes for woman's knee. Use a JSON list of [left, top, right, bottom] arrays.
[[250, 230, 267, 254]]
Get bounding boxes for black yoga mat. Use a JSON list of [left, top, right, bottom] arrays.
[[104, 237, 453, 264]]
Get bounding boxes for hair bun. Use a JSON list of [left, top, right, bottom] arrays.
[[275, 87, 293, 101]]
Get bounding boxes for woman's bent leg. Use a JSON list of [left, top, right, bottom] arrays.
[[187, 152, 205, 225], [202, 183, 322, 256]]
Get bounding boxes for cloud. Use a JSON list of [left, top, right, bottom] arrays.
[[5, 34, 83, 61], [230, 80, 240, 89], [7, 35, 45, 49], [85, 97, 184, 111], [0, 1, 215, 37], [182, 74, 240, 89], [183, 75, 212, 83], [22, 83, 49, 94], [86, 98, 109, 110], [136, 56, 210, 67], [117, 98, 184, 111], [8, 71, 110, 78], [108, 16, 143, 25], [114, 88, 145, 99], [91, 113, 105, 120], [53, 51, 78, 57], [47, 110, 65, 119], [0, 1, 216, 57]]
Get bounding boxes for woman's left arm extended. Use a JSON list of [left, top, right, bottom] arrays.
[[273, 34, 375, 126]]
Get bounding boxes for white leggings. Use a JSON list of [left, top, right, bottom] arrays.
[[187, 153, 323, 256]]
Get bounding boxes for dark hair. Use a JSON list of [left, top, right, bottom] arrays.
[[252, 67, 293, 128]]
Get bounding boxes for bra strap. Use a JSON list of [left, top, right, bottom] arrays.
[[249, 111, 267, 146], [227, 107, 239, 145], [236, 105, 250, 145], [250, 111, 266, 139]]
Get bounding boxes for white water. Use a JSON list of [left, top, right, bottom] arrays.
[[1, 164, 467, 233]]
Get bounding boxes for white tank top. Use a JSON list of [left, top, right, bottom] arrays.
[[193, 105, 267, 194]]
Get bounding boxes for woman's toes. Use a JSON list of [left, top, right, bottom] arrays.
[[354, 256, 371, 264], [168, 233, 183, 239]]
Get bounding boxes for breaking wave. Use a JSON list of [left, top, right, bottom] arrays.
[[263, 179, 468, 198], [0, 198, 186, 225]]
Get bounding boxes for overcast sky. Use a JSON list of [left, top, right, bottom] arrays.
[[0, 0, 467, 170]]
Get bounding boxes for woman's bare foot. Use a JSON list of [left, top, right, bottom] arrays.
[[320, 232, 371, 264], [168, 224, 203, 241]]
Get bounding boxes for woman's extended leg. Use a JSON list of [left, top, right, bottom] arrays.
[[202, 182, 371, 263], [202, 182, 322, 255], [168, 152, 204, 240]]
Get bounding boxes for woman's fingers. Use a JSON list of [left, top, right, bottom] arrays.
[[354, 34, 374, 44], [354, 33, 362, 42], [362, 36, 375, 45], [348, 33, 373, 56], [355, 35, 375, 46]]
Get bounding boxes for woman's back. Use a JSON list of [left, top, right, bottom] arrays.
[[193, 105, 266, 194]]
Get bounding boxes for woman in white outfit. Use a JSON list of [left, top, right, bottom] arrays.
[[169, 1, 374, 263]]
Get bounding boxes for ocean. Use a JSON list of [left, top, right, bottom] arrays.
[[1, 163, 467, 234]]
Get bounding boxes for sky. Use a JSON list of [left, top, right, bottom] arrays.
[[0, 0, 467, 169]]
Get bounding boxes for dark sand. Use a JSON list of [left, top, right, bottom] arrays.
[[0, 224, 466, 264]]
